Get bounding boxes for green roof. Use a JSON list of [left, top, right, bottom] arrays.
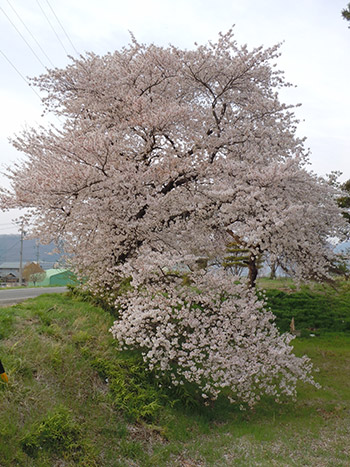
[[43, 269, 68, 278], [29, 269, 76, 286]]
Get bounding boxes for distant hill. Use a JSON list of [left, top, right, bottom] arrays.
[[1, 235, 348, 272], [0, 234, 63, 269]]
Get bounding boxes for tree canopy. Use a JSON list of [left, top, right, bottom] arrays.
[[1, 31, 348, 405], [342, 3, 350, 25], [23, 262, 46, 285], [1, 30, 346, 288]]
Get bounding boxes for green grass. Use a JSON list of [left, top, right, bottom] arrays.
[[259, 278, 350, 335], [1, 289, 350, 465]]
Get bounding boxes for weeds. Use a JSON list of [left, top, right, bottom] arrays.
[[21, 406, 97, 465], [0, 287, 350, 465]]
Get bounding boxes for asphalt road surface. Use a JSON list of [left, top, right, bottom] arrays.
[[0, 287, 67, 306]]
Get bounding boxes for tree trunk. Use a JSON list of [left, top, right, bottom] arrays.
[[270, 261, 277, 280], [248, 255, 258, 288]]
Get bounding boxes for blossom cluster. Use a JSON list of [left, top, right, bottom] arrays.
[[110, 272, 319, 406]]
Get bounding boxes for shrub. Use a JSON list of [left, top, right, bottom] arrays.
[[67, 280, 132, 316], [21, 406, 96, 464], [110, 272, 319, 407], [88, 353, 167, 421]]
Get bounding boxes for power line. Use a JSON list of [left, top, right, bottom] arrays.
[[0, 5, 47, 69], [5, 0, 56, 68], [35, 0, 70, 55], [0, 3, 69, 125], [0, 49, 63, 126], [45, 0, 79, 56], [0, 49, 42, 100]]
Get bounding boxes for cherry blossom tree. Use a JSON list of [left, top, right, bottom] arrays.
[[1, 30, 348, 405]]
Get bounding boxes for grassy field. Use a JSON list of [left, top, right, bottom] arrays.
[[1, 285, 350, 466], [259, 279, 350, 335]]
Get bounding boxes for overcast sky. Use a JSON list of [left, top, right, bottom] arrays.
[[0, 0, 349, 234]]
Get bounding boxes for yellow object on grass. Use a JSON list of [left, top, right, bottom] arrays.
[[0, 360, 8, 383], [1, 372, 8, 383]]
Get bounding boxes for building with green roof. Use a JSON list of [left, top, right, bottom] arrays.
[[29, 269, 76, 287]]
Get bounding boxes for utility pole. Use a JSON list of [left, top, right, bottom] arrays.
[[35, 240, 40, 264], [19, 222, 25, 286]]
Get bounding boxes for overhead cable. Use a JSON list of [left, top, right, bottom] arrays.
[[0, 5, 47, 69], [45, 0, 79, 55], [0, 49, 42, 100], [6, 0, 56, 68], [35, 0, 70, 55]]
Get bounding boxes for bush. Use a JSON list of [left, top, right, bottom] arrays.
[[87, 352, 168, 421], [21, 406, 96, 464], [110, 272, 319, 407], [67, 280, 131, 316]]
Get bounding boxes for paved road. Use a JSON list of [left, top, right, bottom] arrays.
[[0, 287, 67, 306]]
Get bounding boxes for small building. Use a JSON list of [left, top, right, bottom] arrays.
[[0, 262, 20, 276], [33, 269, 76, 287], [3, 272, 18, 284], [0, 262, 20, 284]]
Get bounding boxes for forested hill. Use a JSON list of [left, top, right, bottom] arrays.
[[0, 234, 62, 267]]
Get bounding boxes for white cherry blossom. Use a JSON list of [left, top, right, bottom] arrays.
[[1, 30, 347, 404]]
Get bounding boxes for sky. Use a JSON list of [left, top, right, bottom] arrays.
[[0, 0, 349, 234]]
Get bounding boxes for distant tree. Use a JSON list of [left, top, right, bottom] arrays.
[[269, 261, 277, 280], [266, 256, 280, 280], [337, 179, 350, 222], [333, 179, 350, 280], [329, 250, 350, 281], [23, 262, 46, 285], [342, 3, 350, 25]]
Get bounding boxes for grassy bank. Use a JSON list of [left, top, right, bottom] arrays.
[[259, 278, 350, 335], [1, 290, 350, 465]]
